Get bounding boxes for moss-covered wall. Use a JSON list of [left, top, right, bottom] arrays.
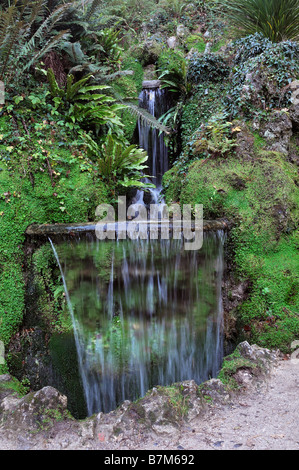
[[0, 118, 110, 373], [163, 136, 299, 352]]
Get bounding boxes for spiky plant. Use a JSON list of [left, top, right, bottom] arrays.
[[83, 131, 154, 191], [99, 133, 152, 189], [0, 0, 77, 87], [218, 0, 299, 42]]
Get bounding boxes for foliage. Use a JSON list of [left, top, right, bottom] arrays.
[[158, 0, 192, 19], [232, 33, 273, 64], [0, 0, 73, 88], [187, 52, 230, 84], [159, 59, 192, 97], [157, 49, 185, 76], [47, 68, 125, 135], [63, 27, 123, 74], [84, 132, 154, 194], [0, 110, 110, 369], [225, 39, 299, 117], [192, 117, 237, 159], [218, 0, 299, 42]]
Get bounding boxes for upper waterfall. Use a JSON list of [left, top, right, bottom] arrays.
[[135, 86, 170, 204]]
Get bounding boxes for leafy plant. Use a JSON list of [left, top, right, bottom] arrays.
[[232, 33, 273, 64], [218, 0, 299, 42], [187, 52, 230, 84], [159, 59, 192, 97], [47, 68, 125, 134], [159, 0, 192, 19], [192, 117, 237, 158], [0, 0, 74, 87], [225, 39, 299, 117], [84, 132, 154, 193]]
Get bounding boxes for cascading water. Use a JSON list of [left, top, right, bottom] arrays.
[[49, 232, 225, 417], [134, 87, 169, 204]]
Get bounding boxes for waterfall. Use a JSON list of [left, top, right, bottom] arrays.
[[49, 232, 225, 417], [48, 237, 91, 415], [134, 87, 169, 204]]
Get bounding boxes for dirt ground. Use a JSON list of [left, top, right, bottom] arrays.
[[0, 351, 298, 451]]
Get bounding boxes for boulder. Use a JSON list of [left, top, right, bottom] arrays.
[[237, 341, 280, 369], [176, 24, 186, 38], [199, 378, 230, 404], [262, 110, 293, 154], [167, 36, 177, 49], [0, 386, 69, 434], [289, 80, 299, 128]]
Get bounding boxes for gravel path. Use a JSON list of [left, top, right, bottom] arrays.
[[176, 355, 299, 450]]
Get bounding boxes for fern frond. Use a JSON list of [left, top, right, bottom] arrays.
[[85, 0, 102, 21]]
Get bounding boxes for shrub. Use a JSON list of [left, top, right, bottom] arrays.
[[225, 39, 299, 116], [187, 52, 230, 84], [218, 0, 299, 42], [233, 33, 273, 64]]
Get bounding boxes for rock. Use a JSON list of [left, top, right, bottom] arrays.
[[289, 80, 299, 128], [199, 378, 230, 404], [176, 25, 186, 38], [143, 64, 157, 81], [233, 368, 254, 387], [290, 80, 299, 104], [290, 348, 299, 363], [203, 31, 210, 38], [78, 417, 96, 443], [234, 122, 255, 160], [262, 110, 292, 154], [0, 386, 69, 434], [167, 36, 177, 49], [204, 43, 211, 54], [142, 80, 161, 89], [186, 47, 196, 60], [237, 341, 280, 370]]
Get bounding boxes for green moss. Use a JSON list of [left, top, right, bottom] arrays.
[[0, 115, 110, 371], [0, 376, 29, 397], [114, 57, 144, 141], [165, 146, 299, 352], [185, 34, 206, 53], [253, 131, 267, 151], [217, 349, 257, 389]]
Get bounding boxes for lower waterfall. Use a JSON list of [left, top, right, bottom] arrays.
[[49, 232, 225, 417]]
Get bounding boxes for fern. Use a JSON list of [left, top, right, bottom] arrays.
[[0, 0, 76, 85]]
